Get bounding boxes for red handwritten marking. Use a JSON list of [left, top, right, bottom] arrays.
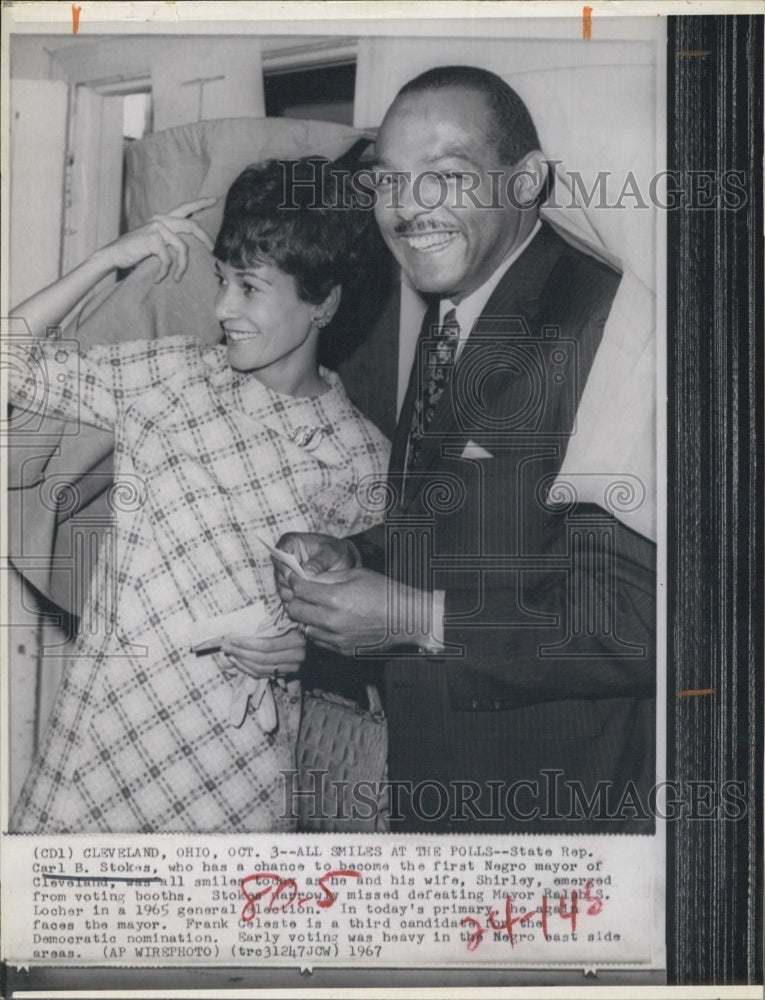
[[459, 915, 485, 952], [240, 868, 361, 922], [558, 888, 579, 932], [461, 879, 603, 950], [582, 6, 593, 40], [72, 5, 82, 34], [488, 895, 536, 948], [316, 868, 361, 908], [584, 878, 603, 916]]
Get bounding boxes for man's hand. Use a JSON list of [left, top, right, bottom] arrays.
[[280, 566, 436, 658], [220, 629, 306, 680], [275, 532, 360, 603], [275, 532, 437, 657], [281, 566, 392, 656]]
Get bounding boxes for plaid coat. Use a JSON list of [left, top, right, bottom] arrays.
[[9, 335, 389, 832]]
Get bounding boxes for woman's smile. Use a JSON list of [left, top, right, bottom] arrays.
[[224, 327, 261, 342], [213, 258, 327, 394]]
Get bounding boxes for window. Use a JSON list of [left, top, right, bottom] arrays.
[[122, 90, 153, 141], [264, 62, 356, 125]]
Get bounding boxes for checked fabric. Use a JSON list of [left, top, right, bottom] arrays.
[[406, 308, 460, 474], [8, 334, 389, 833]]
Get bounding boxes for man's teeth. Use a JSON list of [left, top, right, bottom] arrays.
[[403, 231, 458, 252], [226, 329, 259, 342]]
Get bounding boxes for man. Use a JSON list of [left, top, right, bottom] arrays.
[[277, 65, 656, 834]]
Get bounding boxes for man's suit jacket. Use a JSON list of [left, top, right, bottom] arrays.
[[357, 222, 656, 833]]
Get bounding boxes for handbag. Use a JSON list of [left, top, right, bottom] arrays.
[[296, 685, 389, 832]]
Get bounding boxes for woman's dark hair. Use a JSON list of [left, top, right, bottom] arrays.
[[214, 157, 374, 305]]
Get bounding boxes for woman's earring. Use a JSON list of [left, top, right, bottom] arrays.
[[314, 315, 328, 328]]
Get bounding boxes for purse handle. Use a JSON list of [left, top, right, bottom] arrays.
[[365, 684, 384, 716]]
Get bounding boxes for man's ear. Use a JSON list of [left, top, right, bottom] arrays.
[[512, 151, 549, 207]]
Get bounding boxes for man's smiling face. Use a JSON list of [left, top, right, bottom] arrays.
[[373, 86, 532, 304]]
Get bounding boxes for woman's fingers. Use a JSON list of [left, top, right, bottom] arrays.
[[225, 654, 302, 680], [164, 226, 189, 281], [165, 196, 219, 218], [221, 634, 307, 665], [149, 219, 204, 282], [148, 202, 216, 252], [223, 630, 306, 651], [152, 236, 174, 284], [164, 216, 215, 254], [155, 221, 188, 281], [224, 639, 305, 657], [173, 238, 189, 281], [148, 219, 213, 275], [220, 629, 308, 679], [104, 197, 217, 276]]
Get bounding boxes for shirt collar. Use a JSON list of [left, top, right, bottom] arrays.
[[439, 219, 543, 335]]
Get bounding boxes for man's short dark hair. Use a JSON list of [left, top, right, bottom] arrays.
[[214, 157, 373, 305], [397, 65, 540, 165]]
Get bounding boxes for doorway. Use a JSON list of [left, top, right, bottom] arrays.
[[62, 81, 154, 274]]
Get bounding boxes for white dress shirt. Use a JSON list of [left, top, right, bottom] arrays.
[[440, 219, 542, 349]]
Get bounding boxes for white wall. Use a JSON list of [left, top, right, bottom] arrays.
[[8, 79, 68, 306]]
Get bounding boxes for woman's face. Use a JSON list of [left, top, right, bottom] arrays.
[[213, 258, 321, 388]]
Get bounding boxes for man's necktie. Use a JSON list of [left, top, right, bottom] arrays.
[[406, 308, 460, 474]]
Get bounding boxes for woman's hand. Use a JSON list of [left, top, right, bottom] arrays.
[[9, 197, 219, 342], [221, 628, 307, 681], [95, 197, 217, 283]]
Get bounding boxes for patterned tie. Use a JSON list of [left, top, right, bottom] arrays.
[[406, 307, 460, 474]]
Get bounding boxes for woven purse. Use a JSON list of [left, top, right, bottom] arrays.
[[296, 685, 389, 832]]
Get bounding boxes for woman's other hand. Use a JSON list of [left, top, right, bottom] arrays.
[[220, 628, 307, 680], [96, 197, 217, 283]]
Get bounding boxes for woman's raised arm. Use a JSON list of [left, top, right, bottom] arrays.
[[10, 198, 217, 340]]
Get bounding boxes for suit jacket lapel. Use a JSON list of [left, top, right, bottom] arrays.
[[472, 221, 562, 331], [398, 225, 564, 506]]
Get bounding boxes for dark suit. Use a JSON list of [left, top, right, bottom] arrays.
[[354, 222, 656, 833]]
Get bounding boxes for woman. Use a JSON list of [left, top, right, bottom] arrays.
[[8, 159, 390, 833]]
